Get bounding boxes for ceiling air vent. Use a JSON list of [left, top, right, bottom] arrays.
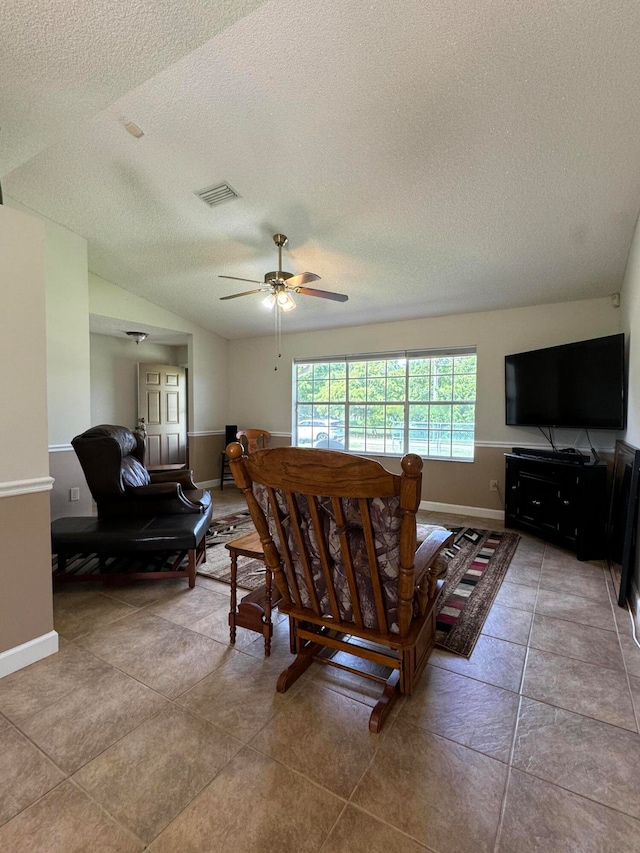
[[194, 181, 240, 208]]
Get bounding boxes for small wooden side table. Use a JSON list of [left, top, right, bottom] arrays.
[[225, 530, 282, 656]]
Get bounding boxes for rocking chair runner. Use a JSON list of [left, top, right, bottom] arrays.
[[227, 443, 453, 732]]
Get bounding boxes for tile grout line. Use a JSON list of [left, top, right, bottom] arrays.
[[493, 545, 543, 852], [343, 714, 438, 851]]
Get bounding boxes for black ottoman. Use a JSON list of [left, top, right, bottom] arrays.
[[51, 508, 213, 588]]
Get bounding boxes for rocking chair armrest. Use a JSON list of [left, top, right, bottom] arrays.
[[414, 528, 454, 586], [149, 470, 198, 489], [414, 528, 453, 609]]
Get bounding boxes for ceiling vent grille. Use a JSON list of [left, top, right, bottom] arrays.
[[194, 181, 240, 208]]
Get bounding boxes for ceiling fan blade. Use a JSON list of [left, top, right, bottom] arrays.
[[219, 275, 264, 284], [285, 271, 321, 287], [295, 287, 349, 303], [219, 289, 265, 300]]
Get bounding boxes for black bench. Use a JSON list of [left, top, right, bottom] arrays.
[[51, 509, 213, 588]]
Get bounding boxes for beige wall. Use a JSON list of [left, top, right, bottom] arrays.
[[0, 493, 54, 653], [8, 197, 92, 523], [8, 197, 91, 447], [229, 296, 621, 510], [1, 206, 51, 481], [0, 205, 54, 662]]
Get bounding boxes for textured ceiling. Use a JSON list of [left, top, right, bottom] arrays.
[[4, 0, 640, 339]]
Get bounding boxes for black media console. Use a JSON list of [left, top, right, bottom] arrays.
[[504, 451, 607, 561]]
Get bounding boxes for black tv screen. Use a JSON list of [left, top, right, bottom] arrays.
[[505, 334, 626, 429]]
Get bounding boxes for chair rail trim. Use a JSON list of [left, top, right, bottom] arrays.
[[0, 477, 55, 498]]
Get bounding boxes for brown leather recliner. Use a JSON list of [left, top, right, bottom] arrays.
[[72, 424, 212, 517]]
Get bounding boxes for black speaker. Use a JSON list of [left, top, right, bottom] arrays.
[[225, 424, 238, 445]]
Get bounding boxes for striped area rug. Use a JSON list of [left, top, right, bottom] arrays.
[[435, 527, 520, 657]]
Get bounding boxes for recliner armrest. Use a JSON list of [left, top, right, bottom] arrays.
[[149, 470, 199, 489], [128, 482, 184, 499]]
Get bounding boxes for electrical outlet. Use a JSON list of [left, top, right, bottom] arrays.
[[489, 480, 499, 492], [69, 487, 80, 501]]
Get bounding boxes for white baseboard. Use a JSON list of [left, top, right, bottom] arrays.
[[0, 630, 59, 679], [419, 500, 505, 522]]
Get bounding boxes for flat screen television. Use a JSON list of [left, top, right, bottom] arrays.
[[505, 334, 626, 430]]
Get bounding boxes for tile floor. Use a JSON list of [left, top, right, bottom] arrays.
[[2, 490, 640, 851]]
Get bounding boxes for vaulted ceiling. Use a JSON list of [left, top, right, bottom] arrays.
[[3, 0, 640, 338]]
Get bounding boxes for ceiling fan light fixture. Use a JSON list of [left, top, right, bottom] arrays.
[[277, 291, 296, 311], [126, 331, 149, 344], [262, 293, 276, 310]]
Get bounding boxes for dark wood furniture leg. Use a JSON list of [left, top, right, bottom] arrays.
[[225, 531, 282, 656]]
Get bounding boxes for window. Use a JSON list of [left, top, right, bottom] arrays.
[[294, 348, 477, 460]]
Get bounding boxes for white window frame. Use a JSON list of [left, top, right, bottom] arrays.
[[293, 347, 477, 461]]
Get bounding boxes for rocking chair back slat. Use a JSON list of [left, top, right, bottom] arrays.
[[285, 491, 321, 616], [266, 485, 302, 610], [331, 496, 364, 629], [358, 497, 388, 634], [307, 494, 341, 621]]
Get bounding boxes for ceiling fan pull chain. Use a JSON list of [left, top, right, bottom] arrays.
[[274, 303, 282, 370]]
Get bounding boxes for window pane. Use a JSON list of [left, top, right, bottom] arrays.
[[330, 362, 346, 378], [330, 379, 346, 402], [366, 404, 385, 428], [350, 428, 365, 451], [453, 373, 476, 401], [350, 378, 366, 400], [387, 377, 405, 401], [366, 378, 385, 400], [409, 359, 430, 376], [431, 374, 453, 401], [350, 405, 366, 427], [387, 359, 407, 377], [430, 429, 452, 456], [297, 380, 313, 402], [433, 357, 453, 374], [454, 355, 476, 374], [453, 404, 475, 426], [408, 376, 431, 401], [313, 379, 329, 400], [313, 405, 329, 421], [367, 360, 386, 377], [430, 404, 452, 426], [409, 404, 429, 425], [348, 361, 366, 378]]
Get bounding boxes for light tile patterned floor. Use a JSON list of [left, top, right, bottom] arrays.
[[2, 488, 640, 851]]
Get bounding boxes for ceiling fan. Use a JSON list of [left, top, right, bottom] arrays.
[[219, 233, 348, 311]]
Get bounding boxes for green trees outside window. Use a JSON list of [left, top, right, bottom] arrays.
[[294, 350, 476, 460]]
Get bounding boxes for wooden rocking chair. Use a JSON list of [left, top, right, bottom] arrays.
[[227, 443, 453, 732]]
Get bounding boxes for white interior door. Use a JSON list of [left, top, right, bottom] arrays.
[[137, 363, 187, 466]]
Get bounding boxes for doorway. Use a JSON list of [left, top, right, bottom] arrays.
[[137, 363, 187, 467]]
